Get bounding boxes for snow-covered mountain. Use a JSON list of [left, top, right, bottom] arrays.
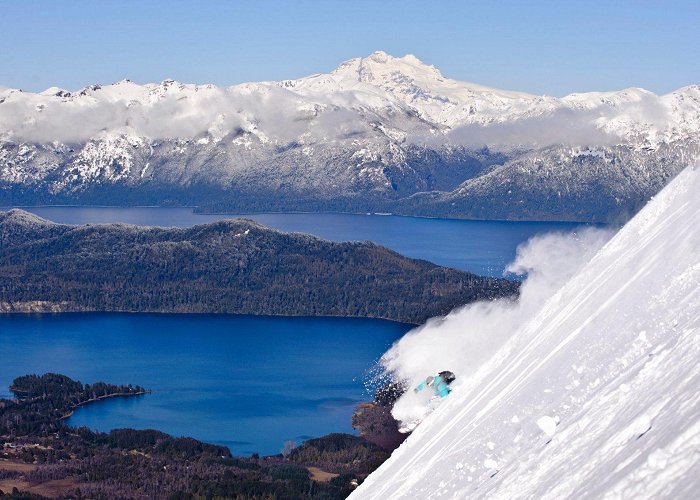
[[1, 52, 699, 221], [353, 162, 700, 498]]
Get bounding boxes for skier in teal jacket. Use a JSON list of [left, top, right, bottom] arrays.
[[414, 371, 456, 398]]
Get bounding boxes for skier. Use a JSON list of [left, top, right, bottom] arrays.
[[397, 371, 457, 434], [414, 371, 456, 398]]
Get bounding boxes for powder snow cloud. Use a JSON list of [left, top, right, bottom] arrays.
[[383, 227, 614, 427]]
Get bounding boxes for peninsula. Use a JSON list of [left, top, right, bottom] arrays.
[[0, 209, 518, 324]]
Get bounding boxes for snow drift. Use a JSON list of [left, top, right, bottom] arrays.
[[353, 162, 700, 499]]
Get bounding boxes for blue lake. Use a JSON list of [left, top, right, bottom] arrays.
[[0, 313, 410, 456], [0, 207, 589, 455]]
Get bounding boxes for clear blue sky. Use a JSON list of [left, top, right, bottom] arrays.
[[1, 0, 698, 96]]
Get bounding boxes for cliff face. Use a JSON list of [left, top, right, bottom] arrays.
[[0, 209, 518, 323]]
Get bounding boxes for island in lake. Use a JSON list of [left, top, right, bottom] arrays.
[[0, 209, 519, 324]]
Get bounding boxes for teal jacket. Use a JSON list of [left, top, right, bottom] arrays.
[[414, 375, 451, 398]]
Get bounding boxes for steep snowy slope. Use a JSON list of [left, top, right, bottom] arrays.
[[353, 162, 700, 499]]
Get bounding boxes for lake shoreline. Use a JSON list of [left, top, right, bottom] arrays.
[[60, 390, 151, 420], [1, 204, 598, 225], [0, 206, 589, 278], [0, 305, 422, 326], [2, 313, 412, 457]]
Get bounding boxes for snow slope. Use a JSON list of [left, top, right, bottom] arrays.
[[353, 161, 700, 499]]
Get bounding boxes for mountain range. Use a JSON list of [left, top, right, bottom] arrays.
[[2, 51, 698, 221]]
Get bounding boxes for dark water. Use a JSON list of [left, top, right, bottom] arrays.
[[2, 206, 584, 276], [0, 207, 589, 455], [0, 313, 410, 456]]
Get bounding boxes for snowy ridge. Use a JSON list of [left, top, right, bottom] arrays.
[[1, 51, 698, 144], [1, 52, 698, 221], [353, 161, 700, 499]]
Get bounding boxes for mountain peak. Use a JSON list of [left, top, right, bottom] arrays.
[[333, 51, 443, 83], [363, 50, 429, 67], [39, 86, 71, 98], [366, 50, 391, 62]]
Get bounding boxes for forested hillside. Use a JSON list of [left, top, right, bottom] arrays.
[[0, 209, 518, 323]]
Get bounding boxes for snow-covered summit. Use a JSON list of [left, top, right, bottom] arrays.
[[331, 51, 448, 90], [353, 161, 700, 498], [347, 51, 549, 126], [0, 52, 698, 221]]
